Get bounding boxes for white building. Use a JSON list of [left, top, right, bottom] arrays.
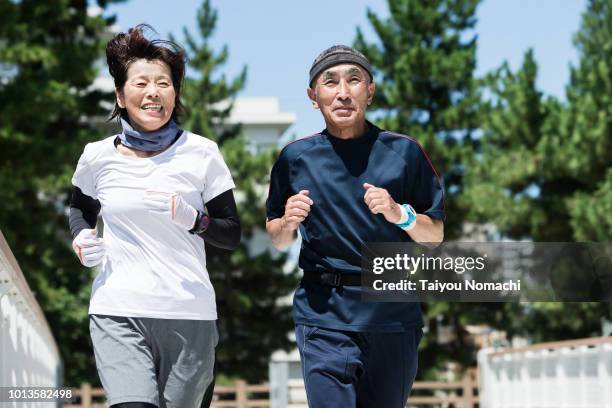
[[225, 97, 295, 153]]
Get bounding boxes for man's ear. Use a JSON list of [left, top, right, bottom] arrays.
[[367, 81, 376, 106], [307, 87, 319, 110], [116, 88, 126, 109]]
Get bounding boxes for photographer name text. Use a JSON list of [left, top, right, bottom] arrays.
[[372, 279, 521, 292]]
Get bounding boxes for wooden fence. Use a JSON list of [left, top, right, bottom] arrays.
[[210, 381, 270, 407], [64, 383, 107, 408], [286, 368, 479, 407], [64, 370, 478, 408], [407, 368, 479, 407], [63, 381, 270, 408]]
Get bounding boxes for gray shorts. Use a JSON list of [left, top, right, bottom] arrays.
[[89, 314, 218, 408]]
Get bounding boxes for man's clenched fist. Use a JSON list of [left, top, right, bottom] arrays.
[[363, 183, 402, 223], [282, 190, 313, 231]]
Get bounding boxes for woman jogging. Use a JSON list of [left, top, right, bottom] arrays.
[[69, 25, 240, 408]]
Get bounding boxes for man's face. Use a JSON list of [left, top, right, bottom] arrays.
[[307, 63, 375, 130]]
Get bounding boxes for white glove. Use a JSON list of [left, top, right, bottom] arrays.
[[143, 190, 198, 230], [72, 229, 106, 267]]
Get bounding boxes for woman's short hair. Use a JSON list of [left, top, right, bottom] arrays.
[[106, 24, 186, 124]]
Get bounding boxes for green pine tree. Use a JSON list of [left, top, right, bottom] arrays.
[[563, 0, 612, 241], [178, 0, 298, 382], [0, 0, 123, 384], [503, 0, 612, 344], [462, 49, 564, 240], [173, 0, 245, 146], [461, 0, 611, 353], [463, 0, 611, 244]]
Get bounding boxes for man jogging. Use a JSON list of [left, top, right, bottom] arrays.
[[266, 45, 445, 407]]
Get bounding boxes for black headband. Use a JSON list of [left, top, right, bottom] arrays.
[[309, 50, 373, 87]]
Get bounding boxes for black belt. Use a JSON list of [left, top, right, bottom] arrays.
[[302, 268, 362, 287]]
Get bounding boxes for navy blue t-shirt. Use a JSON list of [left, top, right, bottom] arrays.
[[266, 123, 445, 332]]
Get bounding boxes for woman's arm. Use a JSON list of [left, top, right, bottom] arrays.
[[69, 186, 101, 239], [192, 189, 241, 250]]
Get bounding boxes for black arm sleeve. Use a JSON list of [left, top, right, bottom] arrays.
[[198, 189, 241, 250], [69, 186, 101, 240]]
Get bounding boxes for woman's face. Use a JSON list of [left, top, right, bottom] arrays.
[[116, 59, 176, 132]]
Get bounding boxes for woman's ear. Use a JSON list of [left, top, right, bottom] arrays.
[[116, 88, 125, 109]]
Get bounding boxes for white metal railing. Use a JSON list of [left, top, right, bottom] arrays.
[[478, 336, 612, 408], [0, 229, 62, 405]]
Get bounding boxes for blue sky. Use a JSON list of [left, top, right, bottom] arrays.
[[104, 0, 588, 140]]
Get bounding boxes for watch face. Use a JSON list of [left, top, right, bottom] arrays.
[[404, 205, 416, 221], [201, 214, 210, 231]]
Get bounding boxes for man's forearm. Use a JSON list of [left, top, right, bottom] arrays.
[[266, 218, 297, 251], [407, 215, 444, 245]]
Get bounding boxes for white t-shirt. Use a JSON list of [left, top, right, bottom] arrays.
[[71, 131, 235, 320]]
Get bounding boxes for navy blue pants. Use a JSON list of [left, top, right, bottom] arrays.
[[295, 324, 422, 408]]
